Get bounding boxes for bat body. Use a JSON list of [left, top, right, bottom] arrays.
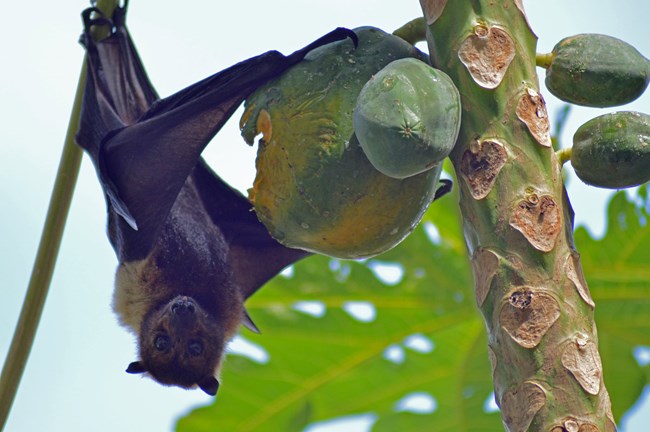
[[76, 3, 356, 395], [113, 165, 243, 395]]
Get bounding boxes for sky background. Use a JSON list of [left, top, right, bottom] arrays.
[[1, 1, 649, 431]]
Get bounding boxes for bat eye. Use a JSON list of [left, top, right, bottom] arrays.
[[154, 335, 171, 352], [188, 340, 204, 356]]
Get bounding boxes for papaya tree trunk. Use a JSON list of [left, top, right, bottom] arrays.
[[418, 1, 616, 430]]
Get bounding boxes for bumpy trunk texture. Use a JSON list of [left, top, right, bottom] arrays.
[[418, 1, 616, 431]]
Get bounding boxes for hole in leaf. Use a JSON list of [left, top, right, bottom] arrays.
[[280, 265, 294, 278], [403, 334, 435, 353], [383, 344, 405, 364], [622, 385, 650, 431], [303, 413, 378, 432], [633, 346, 650, 366], [227, 335, 270, 364], [329, 259, 351, 282], [394, 392, 437, 414], [343, 301, 376, 322], [293, 301, 326, 318], [423, 222, 441, 245], [367, 261, 404, 285], [483, 391, 500, 413]]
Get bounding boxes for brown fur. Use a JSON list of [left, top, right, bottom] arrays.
[[114, 176, 245, 393]]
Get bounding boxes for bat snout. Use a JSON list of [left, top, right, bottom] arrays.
[[171, 296, 196, 317], [172, 296, 196, 314]]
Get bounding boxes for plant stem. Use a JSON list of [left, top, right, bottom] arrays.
[[556, 147, 572, 165], [393, 17, 427, 45], [536, 52, 554, 69], [0, 62, 86, 432], [0, 1, 117, 429], [421, 1, 614, 430]]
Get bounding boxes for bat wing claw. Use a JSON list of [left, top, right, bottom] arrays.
[[434, 179, 453, 201]]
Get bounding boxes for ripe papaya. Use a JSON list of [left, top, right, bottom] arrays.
[[544, 34, 649, 107], [571, 111, 650, 188], [240, 27, 441, 259], [354, 58, 461, 179]]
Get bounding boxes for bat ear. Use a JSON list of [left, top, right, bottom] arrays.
[[242, 309, 261, 334], [198, 376, 220, 396], [125, 361, 147, 374]]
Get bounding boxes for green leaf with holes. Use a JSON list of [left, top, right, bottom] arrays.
[[576, 188, 650, 420], [176, 186, 650, 431]]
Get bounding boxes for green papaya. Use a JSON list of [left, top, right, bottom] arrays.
[[571, 111, 650, 188], [240, 27, 441, 259], [353, 58, 461, 179], [545, 34, 649, 107]]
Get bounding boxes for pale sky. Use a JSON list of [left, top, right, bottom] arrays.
[[1, 1, 649, 431]]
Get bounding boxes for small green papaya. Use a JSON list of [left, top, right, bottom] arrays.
[[545, 34, 649, 107], [571, 111, 650, 189], [353, 58, 461, 179], [240, 27, 442, 259]]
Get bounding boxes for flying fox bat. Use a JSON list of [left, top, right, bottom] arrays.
[[75, 2, 357, 396]]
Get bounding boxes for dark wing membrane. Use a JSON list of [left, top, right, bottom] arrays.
[[191, 159, 310, 299], [75, 3, 356, 262], [76, 5, 159, 235]]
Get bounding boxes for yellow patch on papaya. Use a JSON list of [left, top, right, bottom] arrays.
[[256, 109, 273, 144]]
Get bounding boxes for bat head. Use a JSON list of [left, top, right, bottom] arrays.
[[126, 295, 225, 396]]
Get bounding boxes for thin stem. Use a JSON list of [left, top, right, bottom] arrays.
[[556, 147, 572, 165], [0, 62, 86, 432], [393, 17, 427, 45], [0, 1, 117, 429], [536, 52, 554, 68]]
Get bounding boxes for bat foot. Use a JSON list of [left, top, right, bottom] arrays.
[[80, 3, 127, 45], [434, 179, 453, 201], [287, 27, 358, 64]]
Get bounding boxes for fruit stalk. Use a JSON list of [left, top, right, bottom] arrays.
[[419, 1, 615, 430]]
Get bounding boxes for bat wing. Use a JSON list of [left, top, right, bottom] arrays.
[[191, 159, 310, 299], [75, 3, 356, 262]]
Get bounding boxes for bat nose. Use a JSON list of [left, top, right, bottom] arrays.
[[171, 297, 196, 315]]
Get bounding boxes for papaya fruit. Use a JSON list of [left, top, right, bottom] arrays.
[[545, 34, 649, 107], [354, 58, 461, 179], [571, 111, 650, 188], [240, 27, 441, 259]]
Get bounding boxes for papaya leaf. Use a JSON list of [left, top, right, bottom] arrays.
[[176, 187, 650, 430], [575, 187, 650, 420]]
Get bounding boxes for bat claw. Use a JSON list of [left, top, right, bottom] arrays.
[[287, 27, 358, 63], [81, 1, 130, 44], [80, 7, 115, 46], [81, 7, 112, 30], [434, 179, 453, 201], [242, 309, 261, 334], [333, 27, 359, 48]]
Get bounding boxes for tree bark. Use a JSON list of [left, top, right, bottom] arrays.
[[418, 1, 616, 430]]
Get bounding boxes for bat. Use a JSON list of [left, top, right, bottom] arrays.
[[75, 2, 357, 396]]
